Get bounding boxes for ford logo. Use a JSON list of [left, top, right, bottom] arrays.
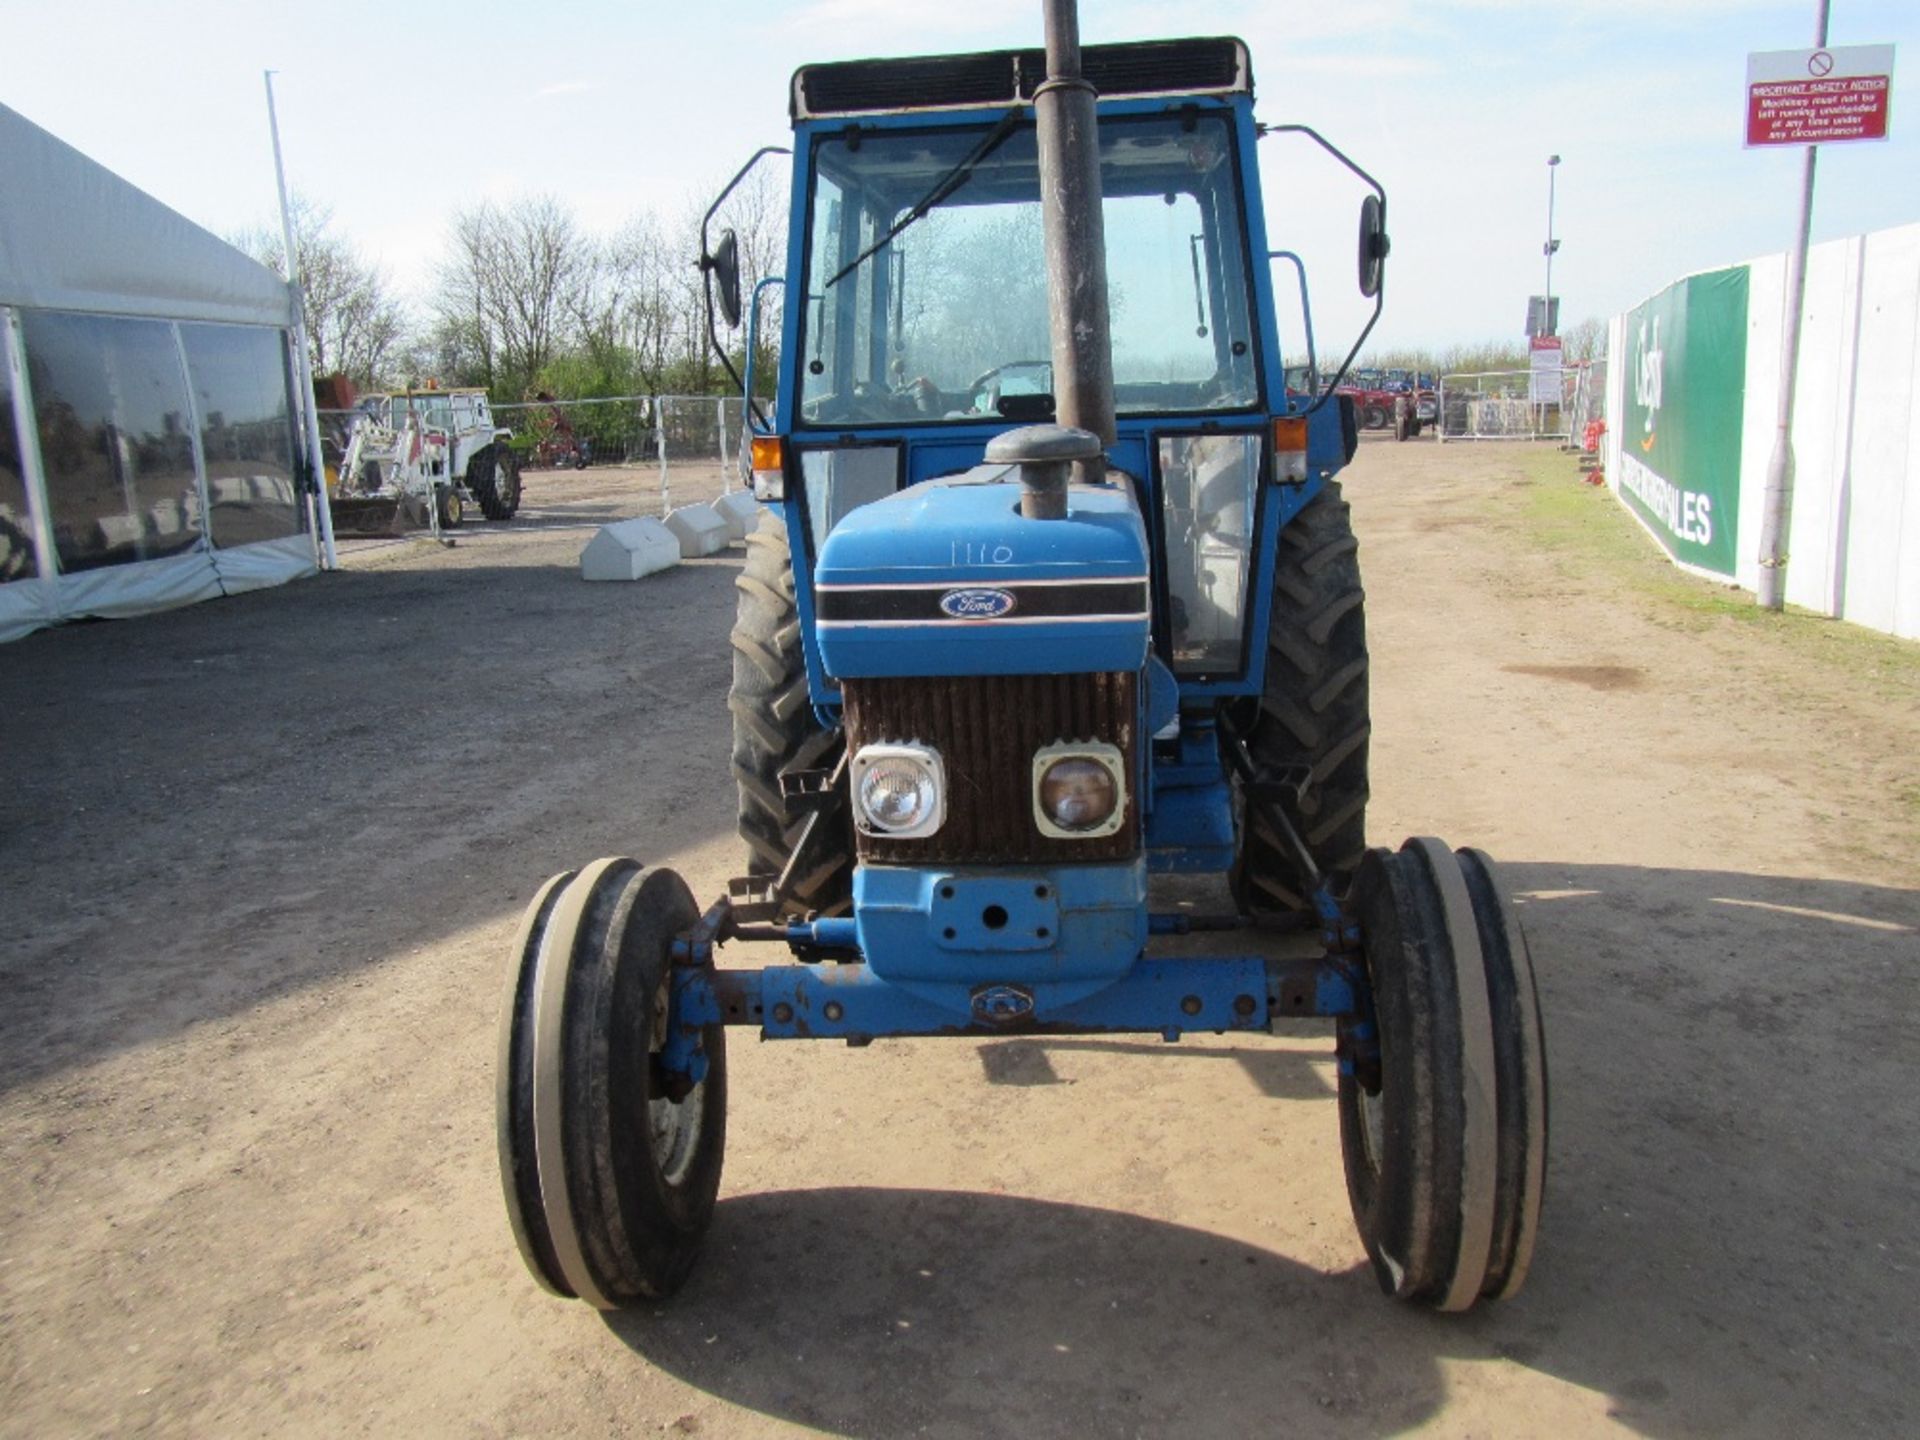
[[971, 984, 1036, 1024], [939, 587, 1017, 619]]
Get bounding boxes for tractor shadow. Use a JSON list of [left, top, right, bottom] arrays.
[[976, 1033, 1334, 1099], [606, 1187, 1443, 1437], [605, 864, 1920, 1438]]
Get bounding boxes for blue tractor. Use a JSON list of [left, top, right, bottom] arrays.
[[497, 14, 1546, 1316]]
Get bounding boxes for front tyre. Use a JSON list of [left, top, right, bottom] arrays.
[[1338, 839, 1547, 1311], [496, 858, 726, 1306]]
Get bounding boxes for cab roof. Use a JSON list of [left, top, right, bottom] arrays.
[[790, 36, 1251, 123]]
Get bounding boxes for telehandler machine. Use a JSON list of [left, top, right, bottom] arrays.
[[497, 4, 1546, 1315]]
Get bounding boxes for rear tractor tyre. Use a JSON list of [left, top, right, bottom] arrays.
[[470, 447, 523, 521], [496, 858, 726, 1307], [730, 511, 855, 918], [1361, 403, 1389, 431], [1229, 481, 1369, 919], [1337, 838, 1547, 1311]]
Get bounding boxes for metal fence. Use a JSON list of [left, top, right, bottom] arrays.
[[1562, 360, 1607, 450], [494, 395, 753, 513], [1436, 369, 1574, 443], [317, 394, 756, 522]]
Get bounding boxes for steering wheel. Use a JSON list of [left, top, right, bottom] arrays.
[[968, 360, 1053, 414]]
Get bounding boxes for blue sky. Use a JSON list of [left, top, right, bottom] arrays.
[[2, 0, 1914, 353]]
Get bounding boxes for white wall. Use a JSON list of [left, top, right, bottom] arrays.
[[1840, 225, 1920, 638], [1608, 221, 1920, 641]]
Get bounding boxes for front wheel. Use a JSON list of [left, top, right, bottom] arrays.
[[496, 858, 727, 1307], [1339, 839, 1547, 1310], [436, 484, 464, 529]]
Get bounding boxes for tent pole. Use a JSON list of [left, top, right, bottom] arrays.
[[265, 70, 337, 572], [3, 308, 62, 600]]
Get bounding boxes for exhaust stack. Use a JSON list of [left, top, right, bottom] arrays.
[[1033, 0, 1115, 500]]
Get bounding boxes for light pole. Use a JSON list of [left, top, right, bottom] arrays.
[[1543, 154, 1562, 335]]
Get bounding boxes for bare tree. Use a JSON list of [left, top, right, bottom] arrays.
[[233, 196, 405, 386], [433, 196, 590, 396], [595, 215, 680, 395], [1560, 316, 1608, 364]]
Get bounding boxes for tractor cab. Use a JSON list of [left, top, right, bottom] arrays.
[[753, 38, 1359, 712]]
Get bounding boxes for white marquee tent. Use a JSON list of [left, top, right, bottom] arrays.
[[1, 101, 321, 645]]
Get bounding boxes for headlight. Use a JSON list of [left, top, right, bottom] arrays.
[[1033, 742, 1127, 839], [852, 743, 945, 838]]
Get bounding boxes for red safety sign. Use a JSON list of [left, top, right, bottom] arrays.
[[1746, 45, 1895, 147]]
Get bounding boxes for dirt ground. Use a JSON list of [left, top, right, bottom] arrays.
[[2, 440, 1915, 1438]]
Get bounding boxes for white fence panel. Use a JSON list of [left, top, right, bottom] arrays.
[[1437, 370, 1573, 443], [1608, 220, 1920, 639]]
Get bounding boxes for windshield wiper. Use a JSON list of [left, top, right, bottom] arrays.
[[825, 108, 1024, 289]]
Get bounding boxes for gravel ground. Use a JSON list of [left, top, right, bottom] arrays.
[[1, 439, 1915, 1438]]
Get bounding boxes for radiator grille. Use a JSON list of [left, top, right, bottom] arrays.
[[842, 672, 1139, 864]]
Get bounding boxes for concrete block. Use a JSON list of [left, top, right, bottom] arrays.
[[664, 503, 730, 558], [713, 489, 762, 543], [580, 517, 680, 582]]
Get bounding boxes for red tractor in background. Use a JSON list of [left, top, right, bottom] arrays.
[[1335, 368, 1426, 441]]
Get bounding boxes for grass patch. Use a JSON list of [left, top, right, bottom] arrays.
[[1486, 445, 1920, 702]]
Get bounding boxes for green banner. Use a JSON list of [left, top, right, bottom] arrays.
[[1617, 266, 1749, 577]]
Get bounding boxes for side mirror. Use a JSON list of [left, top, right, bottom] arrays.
[[1357, 195, 1389, 298], [708, 229, 742, 328]]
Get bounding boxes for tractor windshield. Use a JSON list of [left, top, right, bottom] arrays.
[[797, 112, 1260, 427]]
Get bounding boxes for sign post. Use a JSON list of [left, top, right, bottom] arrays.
[[1745, 21, 1895, 609], [1528, 335, 1564, 405]]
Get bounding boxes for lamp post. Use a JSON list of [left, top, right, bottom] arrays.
[[1543, 154, 1562, 335]]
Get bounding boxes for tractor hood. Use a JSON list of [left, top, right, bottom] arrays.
[[813, 467, 1151, 680]]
